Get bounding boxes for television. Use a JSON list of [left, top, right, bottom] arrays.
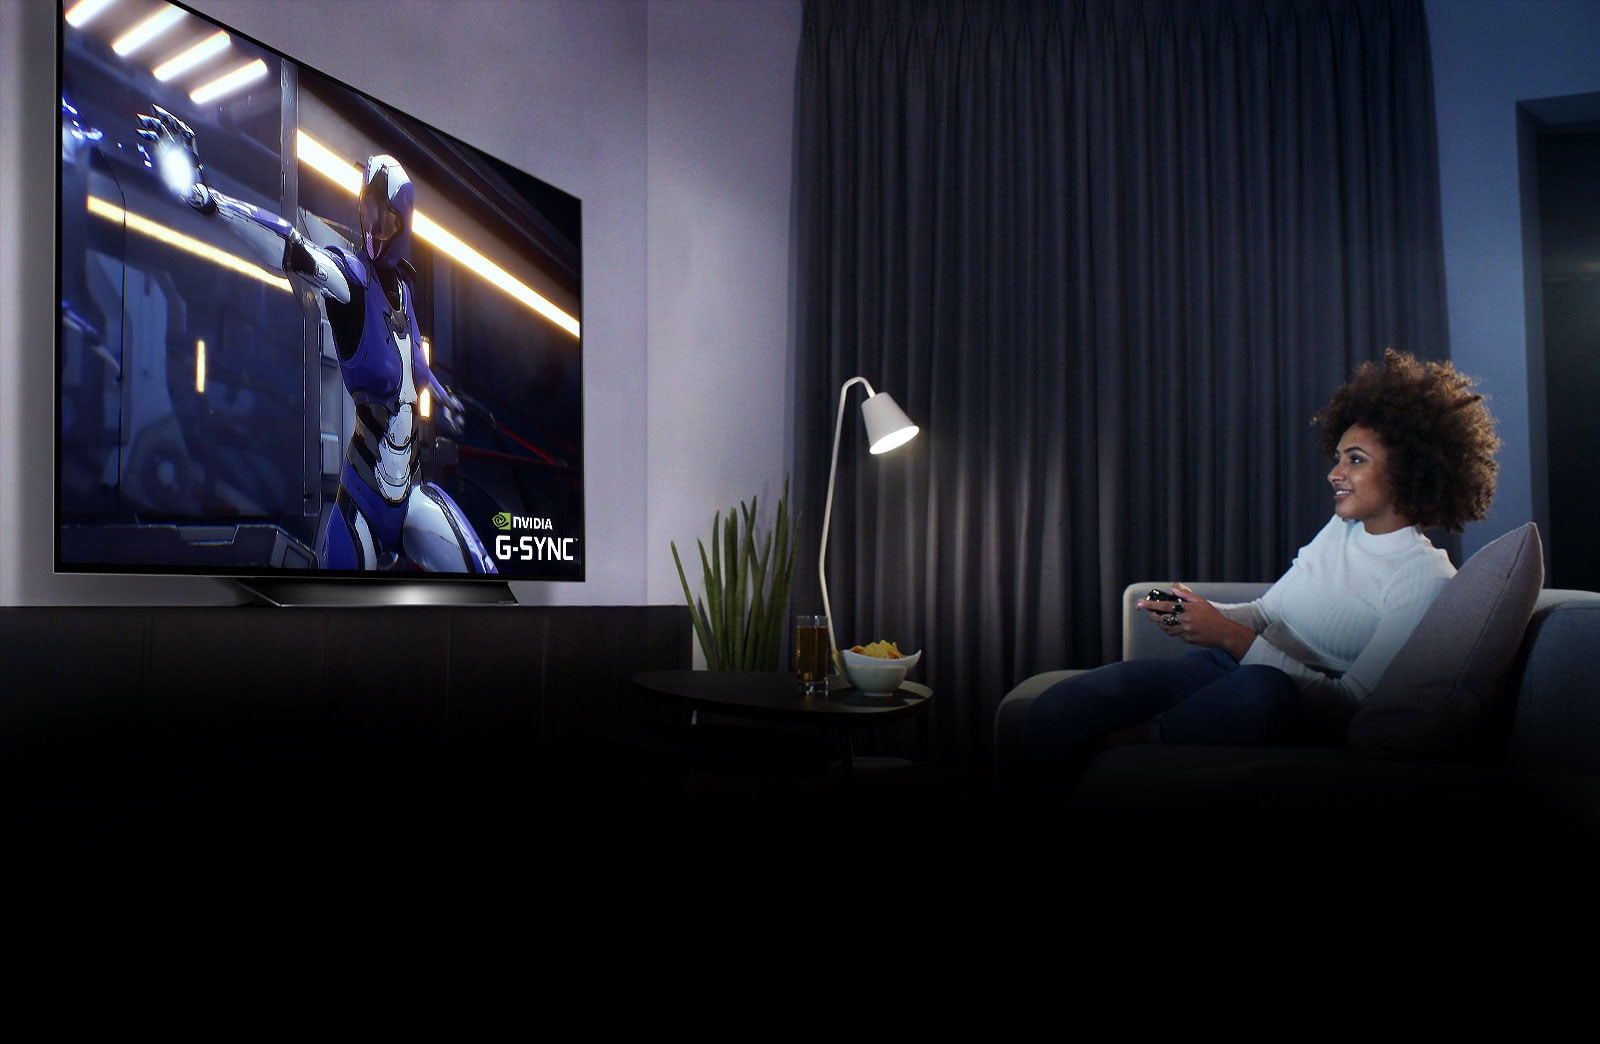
[[55, 0, 583, 604]]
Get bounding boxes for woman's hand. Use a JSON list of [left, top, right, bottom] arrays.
[[1136, 582, 1257, 661]]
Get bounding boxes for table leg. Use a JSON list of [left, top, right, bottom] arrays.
[[837, 728, 855, 798]]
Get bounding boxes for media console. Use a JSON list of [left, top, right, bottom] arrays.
[[0, 603, 691, 852]]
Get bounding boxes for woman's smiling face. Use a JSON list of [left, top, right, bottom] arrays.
[[1328, 424, 1411, 535]]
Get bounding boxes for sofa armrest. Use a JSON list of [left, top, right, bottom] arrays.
[[1506, 590, 1600, 776], [993, 670, 1084, 791], [1121, 581, 1272, 660]]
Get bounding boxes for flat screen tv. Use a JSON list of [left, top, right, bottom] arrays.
[[56, 0, 582, 604]]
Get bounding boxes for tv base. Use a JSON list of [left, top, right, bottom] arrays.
[[235, 577, 517, 607]]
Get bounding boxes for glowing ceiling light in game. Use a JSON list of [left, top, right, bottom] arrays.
[[195, 339, 207, 395], [190, 58, 269, 105], [155, 30, 231, 82], [86, 195, 293, 294], [419, 338, 432, 419], [65, 0, 118, 29], [414, 212, 581, 339], [295, 132, 363, 194], [112, 4, 185, 56], [295, 130, 580, 339]]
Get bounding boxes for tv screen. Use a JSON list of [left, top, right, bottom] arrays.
[[56, 0, 583, 599]]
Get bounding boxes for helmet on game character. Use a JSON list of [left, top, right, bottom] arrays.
[[358, 154, 413, 266]]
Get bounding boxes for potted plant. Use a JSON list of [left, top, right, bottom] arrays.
[[671, 477, 800, 671]]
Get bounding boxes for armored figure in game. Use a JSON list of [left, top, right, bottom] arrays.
[[137, 106, 496, 574]]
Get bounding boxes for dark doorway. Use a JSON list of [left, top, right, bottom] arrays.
[[1522, 93, 1600, 591]]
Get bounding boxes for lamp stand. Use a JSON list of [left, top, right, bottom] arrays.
[[819, 376, 873, 670]]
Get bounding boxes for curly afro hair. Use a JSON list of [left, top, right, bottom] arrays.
[[1314, 349, 1500, 533]]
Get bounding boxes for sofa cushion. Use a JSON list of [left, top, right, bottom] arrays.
[[1348, 523, 1543, 760]]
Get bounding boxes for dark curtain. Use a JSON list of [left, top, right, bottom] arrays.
[[791, 0, 1449, 771]]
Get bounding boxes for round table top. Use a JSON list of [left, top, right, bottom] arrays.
[[631, 669, 933, 727]]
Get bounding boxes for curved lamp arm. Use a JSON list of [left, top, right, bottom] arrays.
[[818, 376, 919, 671]]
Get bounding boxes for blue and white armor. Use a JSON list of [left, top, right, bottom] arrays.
[[137, 107, 496, 574]]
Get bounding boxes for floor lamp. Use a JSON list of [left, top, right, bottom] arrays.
[[819, 376, 920, 671]]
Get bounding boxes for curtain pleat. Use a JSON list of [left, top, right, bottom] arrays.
[[791, 0, 1449, 770]]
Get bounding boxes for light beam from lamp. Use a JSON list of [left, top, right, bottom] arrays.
[[818, 376, 920, 674]]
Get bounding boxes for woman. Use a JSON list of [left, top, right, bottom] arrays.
[[1020, 350, 1501, 796]]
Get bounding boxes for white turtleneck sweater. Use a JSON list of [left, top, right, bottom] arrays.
[[1214, 515, 1455, 728]]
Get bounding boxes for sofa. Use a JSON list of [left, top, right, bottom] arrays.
[[992, 524, 1600, 857]]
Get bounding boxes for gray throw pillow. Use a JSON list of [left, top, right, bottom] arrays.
[[1348, 523, 1544, 760]]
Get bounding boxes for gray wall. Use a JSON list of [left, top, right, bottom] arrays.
[[1429, 0, 1600, 561], [645, 1, 802, 606], [0, 0, 800, 606]]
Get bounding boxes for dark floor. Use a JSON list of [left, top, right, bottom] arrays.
[[675, 753, 983, 806], [533, 728, 1046, 873], [560, 737, 1600, 888], [569, 715, 989, 808]]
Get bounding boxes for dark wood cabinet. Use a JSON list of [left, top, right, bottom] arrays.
[[0, 604, 691, 852]]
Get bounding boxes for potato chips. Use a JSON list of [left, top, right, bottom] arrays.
[[849, 640, 904, 659]]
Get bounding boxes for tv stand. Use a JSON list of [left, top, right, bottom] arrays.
[[235, 577, 517, 606], [1, 603, 694, 852]]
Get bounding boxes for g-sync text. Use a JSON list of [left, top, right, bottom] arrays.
[[495, 534, 577, 562]]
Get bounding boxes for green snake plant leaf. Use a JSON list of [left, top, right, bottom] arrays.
[[724, 508, 743, 670], [746, 527, 773, 669], [698, 533, 723, 669], [672, 540, 717, 669], [766, 477, 798, 669], [673, 477, 802, 672]]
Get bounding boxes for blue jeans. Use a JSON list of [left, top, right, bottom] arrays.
[[1020, 648, 1328, 795]]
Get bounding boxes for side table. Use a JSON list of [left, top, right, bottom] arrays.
[[628, 670, 934, 798]]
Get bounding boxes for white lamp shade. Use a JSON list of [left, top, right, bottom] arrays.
[[861, 392, 919, 454]]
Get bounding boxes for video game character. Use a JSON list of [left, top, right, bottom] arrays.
[[136, 105, 497, 573]]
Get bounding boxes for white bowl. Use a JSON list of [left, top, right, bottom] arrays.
[[840, 648, 922, 696]]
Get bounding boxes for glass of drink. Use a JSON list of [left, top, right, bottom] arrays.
[[795, 614, 830, 696]]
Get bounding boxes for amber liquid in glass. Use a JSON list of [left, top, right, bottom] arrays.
[[795, 620, 829, 694]]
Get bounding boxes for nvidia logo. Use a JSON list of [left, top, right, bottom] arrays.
[[492, 512, 551, 531]]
